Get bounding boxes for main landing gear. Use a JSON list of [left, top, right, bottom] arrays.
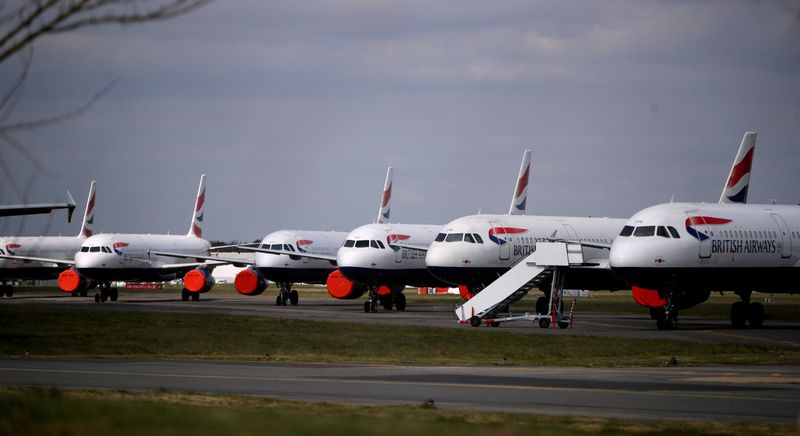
[[654, 293, 679, 331], [275, 282, 299, 306], [94, 282, 118, 303], [363, 286, 405, 313], [181, 288, 200, 301], [1, 283, 13, 298], [730, 290, 764, 328]]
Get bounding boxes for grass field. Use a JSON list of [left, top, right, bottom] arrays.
[[0, 305, 796, 366], [0, 387, 792, 436]]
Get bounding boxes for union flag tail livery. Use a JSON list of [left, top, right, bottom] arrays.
[[79, 181, 96, 238], [508, 149, 531, 215], [189, 174, 206, 238], [377, 167, 393, 224], [719, 132, 755, 204]]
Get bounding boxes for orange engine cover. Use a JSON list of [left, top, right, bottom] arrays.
[[631, 286, 666, 308], [58, 268, 82, 293], [458, 285, 474, 300], [184, 269, 215, 293], [326, 270, 367, 300], [235, 268, 267, 296]]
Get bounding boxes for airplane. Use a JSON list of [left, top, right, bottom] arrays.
[[2, 175, 224, 302], [608, 134, 799, 329], [0, 193, 77, 222], [0, 181, 96, 298], [425, 133, 757, 316], [158, 168, 395, 306]]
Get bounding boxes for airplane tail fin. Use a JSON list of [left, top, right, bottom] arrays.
[[187, 174, 206, 238], [77, 181, 96, 238], [719, 132, 756, 204], [508, 149, 531, 215], [376, 167, 393, 224]]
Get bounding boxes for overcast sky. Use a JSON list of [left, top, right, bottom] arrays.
[[1, 0, 799, 240]]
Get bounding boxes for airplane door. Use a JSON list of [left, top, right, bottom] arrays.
[[687, 212, 712, 259], [561, 224, 578, 240], [769, 213, 792, 259], [489, 220, 511, 260]]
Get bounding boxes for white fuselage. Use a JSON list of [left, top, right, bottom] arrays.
[[75, 233, 210, 282], [337, 223, 449, 288], [255, 230, 346, 284], [609, 202, 800, 293], [425, 214, 628, 290], [0, 236, 84, 280]]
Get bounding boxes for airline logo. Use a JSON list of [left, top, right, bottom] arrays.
[[192, 187, 205, 238], [296, 239, 313, 253], [5, 243, 21, 255], [684, 216, 732, 241], [379, 182, 392, 223], [510, 165, 529, 214], [83, 191, 95, 237], [112, 242, 129, 256], [488, 227, 527, 245], [386, 234, 410, 244], [723, 148, 753, 203]]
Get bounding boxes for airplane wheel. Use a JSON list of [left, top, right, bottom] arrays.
[[730, 302, 747, 328], [469, 316, 482, 327], [656, 312, 678, 330], [489, 321, 500, 328], [276, 294, 282, 306], [536, 297, 548, 315], [110, 288, 118, 301], [363, 301, 371, 313], [191, 292, 199, 301], [100, 288, 108, 302], [538, 318, 551, 329], [289, 290, 299, 306], [748, 302, 765, 328], [380, 295, 393, 311], [394, 293, 406, 312], [182, 289, 190, 301], [94, 293, 100, 303], [558, 321, 570, 329]]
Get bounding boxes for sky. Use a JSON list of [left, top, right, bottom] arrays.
[[1, 0, 799, 241]]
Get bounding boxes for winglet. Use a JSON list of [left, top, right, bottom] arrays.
[[376, 167, 393, 224], [508, 149, 531, 215], [188, 174, 206, 238], [719, 132, 756, 204], [65, 190, 76, 223], [78, 181, 96, 238]]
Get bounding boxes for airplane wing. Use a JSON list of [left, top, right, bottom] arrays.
[[150, 251, 254, 267], [0, 191, 77, 222], [0, 254, 75, 266], [389, 242, 429, 252], [237, 246, 338, 263]]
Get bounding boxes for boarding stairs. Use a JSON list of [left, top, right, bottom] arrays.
[[455, 241, 585, 329]]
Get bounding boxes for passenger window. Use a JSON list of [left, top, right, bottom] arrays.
[[464, 234, 475, 243], [656, 226, 670, 238], [445, 233, 463, 242], [667, 226, 680, 238], [633, 226, 655, 237], [619, 226, 634, 237], [80, 246, 90, 252], [434, 233, 446, 242], [473, 234, 484, 244], [370, 240, 380, 249], [355, 240, 369, 248], [90, 246, 101, 252], [344, 240, 355, 248], [376, 240, 385, 249]]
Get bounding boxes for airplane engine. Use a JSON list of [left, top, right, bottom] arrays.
[[631, 286, 666, 308], [58, 268, 95, 293], [234, 267, 268, 296], [326, 270, 367, 300], [458, 285, 474, 300], [183, 268, 215, 294]]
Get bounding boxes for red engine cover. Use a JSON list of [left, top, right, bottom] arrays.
[[326, 270, 367, 300], [458, 285, 474, 300], [58, 268, 82, 293], [631, 286, 666, 308], [235, 268, 267, 296], [184, 269, 214, 293]]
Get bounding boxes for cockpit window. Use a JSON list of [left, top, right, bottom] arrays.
[[102, 247, 112, 253], [284, 244, 295, 252], [633, 226, 655, 237], [656, 226, 670, 238], [90, 246, 101, 252], [619, 226, 634, 237], [667, 226, 680, 238], [271, 244, 282, 250], [80, 246, 90, 252], [464, 233, 475, 243], [370, 240, 380, 249], [376, 240, 386, 249], [355, 240, 370, 248], [0, 249, 4, 255], [343, 240, 355, 248], [434, 233, 446, 242], [445, 233, 463, 242], [260, 244, 268, 249], [473, 233, 484, 244]]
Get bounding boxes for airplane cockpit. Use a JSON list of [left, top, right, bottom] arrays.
[[433, 232, 485, 244], [342, 239, 387, 249], [617, 225, 681, 239], [79, 246, 114, 253]]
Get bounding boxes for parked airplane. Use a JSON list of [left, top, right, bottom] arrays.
[[0, 193, 77, 222], [0, 182, 96, 297], [608, 134, 797, 329]]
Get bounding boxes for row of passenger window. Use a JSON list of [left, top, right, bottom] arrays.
[[434, 233, 485, 244], [619, 225, 681, 238], [79, 246, 113, 253], [343, 239, 386, 249]]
